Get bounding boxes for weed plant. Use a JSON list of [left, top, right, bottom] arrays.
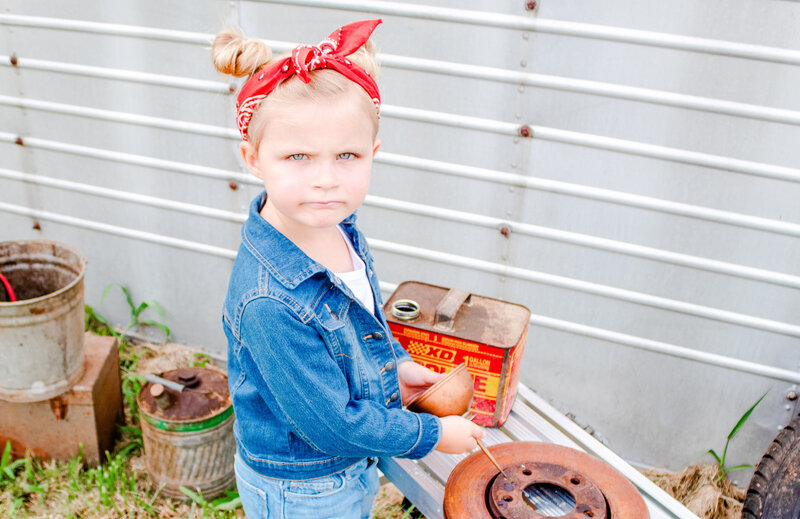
[[708, 391, 768, 481]]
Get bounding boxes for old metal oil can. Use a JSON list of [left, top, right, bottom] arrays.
[[138, 367, 234, 500], [385, 281, 530, 427]]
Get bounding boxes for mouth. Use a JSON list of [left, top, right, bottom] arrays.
[[307, 201, 343, 208]]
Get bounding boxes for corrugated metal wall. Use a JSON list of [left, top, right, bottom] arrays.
[[2, 0, 799, 479]]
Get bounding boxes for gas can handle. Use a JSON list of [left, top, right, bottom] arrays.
[[433, 289, 471, 330]]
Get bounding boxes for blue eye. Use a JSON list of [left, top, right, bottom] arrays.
[[337, 153, 356, 160], [288, 154, 307, 160]]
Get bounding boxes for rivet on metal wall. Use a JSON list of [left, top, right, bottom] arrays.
[[14, 136, 23, 146], [526, 1, 538, 11], [228, 82, 236, 94], [228, 181, 239, 191], [32, 221, 42, 231], [499, 226, 511, 237], [10, 54, 18, 66], [787, 390, 798, 401], [522, 33, 530, 40], [520, 60, 528, 68], [518, 125, 533, 138]]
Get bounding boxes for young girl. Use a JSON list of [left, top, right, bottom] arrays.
[[214, 20, 485, 518]]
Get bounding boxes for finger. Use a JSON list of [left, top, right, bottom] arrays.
[[426, 370, 444, 383]]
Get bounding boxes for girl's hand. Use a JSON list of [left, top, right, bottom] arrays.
[[397, 360, 443, 404], [436, 416, 486, 454]]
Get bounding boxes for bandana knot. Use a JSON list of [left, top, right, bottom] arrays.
[[235, 19, 382, 141]]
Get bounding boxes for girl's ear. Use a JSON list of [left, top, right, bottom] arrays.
[[372, 138, 381, 158], [240, 141, 263, 180]]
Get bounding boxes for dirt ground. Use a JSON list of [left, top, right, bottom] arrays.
[[642, 464, 746, 519]]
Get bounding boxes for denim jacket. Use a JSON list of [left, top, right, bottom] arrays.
[[222, 192, 442, 480]]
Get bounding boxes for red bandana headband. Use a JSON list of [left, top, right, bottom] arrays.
[[236, 19, 382, 141]]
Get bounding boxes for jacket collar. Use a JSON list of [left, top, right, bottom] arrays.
[[241, 192, 364, 289]]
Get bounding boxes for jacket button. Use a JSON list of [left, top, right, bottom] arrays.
[[372, 332, 384, 340], [389, 392, 399, 402], [383, 361, 394, 372]]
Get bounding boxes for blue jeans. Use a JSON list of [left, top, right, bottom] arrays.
[[234, 453, 380, 519]]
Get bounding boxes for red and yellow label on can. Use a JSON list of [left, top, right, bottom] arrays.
[[389, 322, 527, 427]]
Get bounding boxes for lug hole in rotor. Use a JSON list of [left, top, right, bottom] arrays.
[[571, 477, 581, 485]]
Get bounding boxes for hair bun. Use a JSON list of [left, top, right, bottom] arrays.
[[212, 28, 273, 78]]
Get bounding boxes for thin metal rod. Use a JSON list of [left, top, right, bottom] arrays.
[[0, 55, 231, 93], [0, 133, 254, 184], [0, 168, 246, 223], [0, 14, 212, 44], [533, 126, 800, 184], [476, 438, 509, 480], [0, 95, 237, 139], [0, 202, 237, 259], [380, 54, 800, 127], [4, 94, 799, 185], [144, 374, 185, 392], [530, 314, 800, 384], [365, 195, 800, 289], [380, 105, 520, 136], [370, 239, 800, 338], [4, 51, 799, 127], [376, 152, 800, 238], [250, 0, 800, 66]]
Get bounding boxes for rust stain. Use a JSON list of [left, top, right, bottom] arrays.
[[49, 396, 68, 420], [29, 307, 46, 315], [0, 436, 49, 460]]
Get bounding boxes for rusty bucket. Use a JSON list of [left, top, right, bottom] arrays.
[[0, 240, 87, 402], [138, 367, 235, 500]]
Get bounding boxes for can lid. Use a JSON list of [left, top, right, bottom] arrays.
[[385, 281, 531, 349], [138, 367, 231, 424]]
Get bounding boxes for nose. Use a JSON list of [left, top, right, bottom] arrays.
[[311, 160, 338, 190]]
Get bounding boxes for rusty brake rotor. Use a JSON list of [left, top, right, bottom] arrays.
[[443, 442, 649, 519]]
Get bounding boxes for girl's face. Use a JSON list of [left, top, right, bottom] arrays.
[[240, 89, 380, 237]]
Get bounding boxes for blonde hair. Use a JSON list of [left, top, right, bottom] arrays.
[[212, 27, 380, 146]]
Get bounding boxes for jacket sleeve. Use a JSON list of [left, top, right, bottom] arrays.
[[238, 296, 441, 460]]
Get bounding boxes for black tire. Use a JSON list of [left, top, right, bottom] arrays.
[[742, 413, 800, 519]]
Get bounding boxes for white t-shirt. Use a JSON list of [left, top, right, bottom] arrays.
[[334, 226, 375, 315]]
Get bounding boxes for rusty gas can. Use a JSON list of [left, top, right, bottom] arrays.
[[385, 281, 530, 427], [0, 240, 86, 402], [138, 367, 235, 499]]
